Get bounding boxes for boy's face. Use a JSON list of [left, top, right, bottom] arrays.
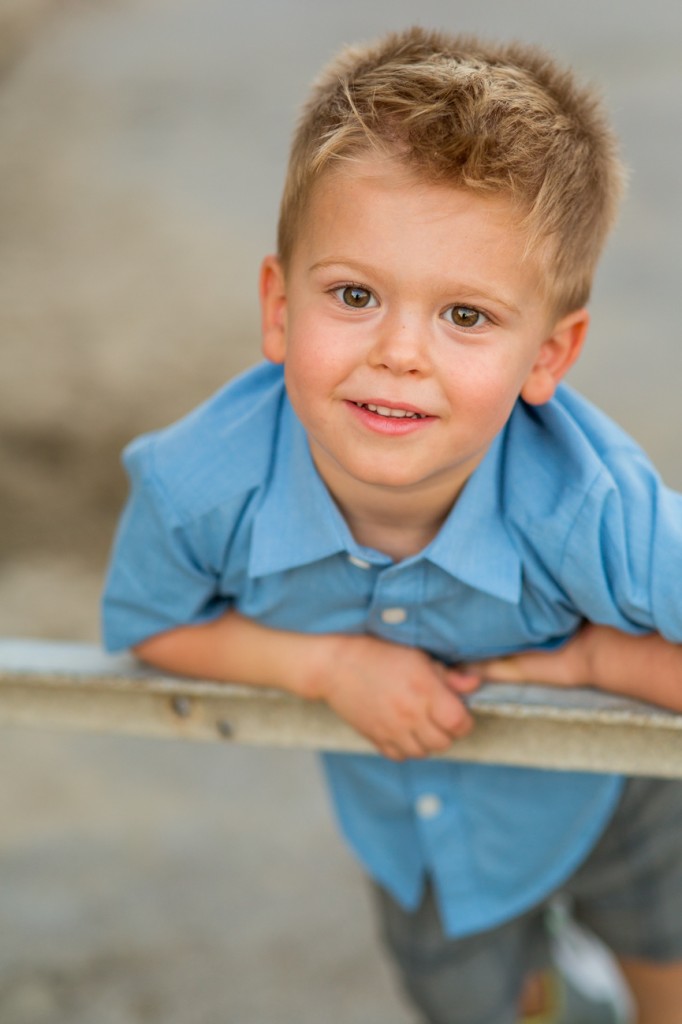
[[261, 157, 587, 518]]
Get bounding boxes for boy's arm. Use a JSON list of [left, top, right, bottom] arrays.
[[467, 625, 682, 713], [134, 611, 480, 761]]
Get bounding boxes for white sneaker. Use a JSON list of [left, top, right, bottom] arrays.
[[545, 902, 636, 1024]]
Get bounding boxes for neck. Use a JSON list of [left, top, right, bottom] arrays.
[[344, 513, 442, 562], [316, 461, 467, 562]]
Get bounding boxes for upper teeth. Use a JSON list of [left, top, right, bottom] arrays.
[[361, 403, 424, 419]]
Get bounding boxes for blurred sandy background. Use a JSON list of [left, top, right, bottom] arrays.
[[0, 1, 681, 1021]]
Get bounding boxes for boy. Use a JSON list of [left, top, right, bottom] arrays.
[[102, 28, 682, 1024]]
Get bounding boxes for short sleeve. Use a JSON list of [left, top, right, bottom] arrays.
[[559, 448, 682, 642], [101, 440, 231, 652]]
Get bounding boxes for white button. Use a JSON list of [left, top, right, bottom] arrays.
[[381, 607, 407, 625], [348, 555, 371, 570], [416, 794, 443, 820]]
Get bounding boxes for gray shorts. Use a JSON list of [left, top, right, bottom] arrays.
[[372, 777, 682, 1024]]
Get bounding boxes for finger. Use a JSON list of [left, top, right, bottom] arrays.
[[414, 721, 457, 754], [429, 687, 474, 737], [465, 652, 575, 686], [379, 735, 423, 761], [464, 656, 526, 681], [444, 667, 482, 693], [449, 712, 474, 739], [404, 730, 433, 759], [379, 741, 406, 762]]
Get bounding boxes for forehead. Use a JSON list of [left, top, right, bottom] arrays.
[[295, 156, 524, 253], [291, 156, 548, 306]]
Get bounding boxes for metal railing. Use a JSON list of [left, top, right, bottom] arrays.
[[1, 638, 681, 776]]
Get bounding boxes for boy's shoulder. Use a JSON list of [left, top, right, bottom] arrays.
[[503, 383, 656, 534], [122, 361, 286, 522], [508, 384, 646, 485]]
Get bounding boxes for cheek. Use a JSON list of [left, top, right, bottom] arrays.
[[283, 343, 337, 426], [446, 355, 512, 402], [286, 322, 351, 388], [445, 355, 526, 427]]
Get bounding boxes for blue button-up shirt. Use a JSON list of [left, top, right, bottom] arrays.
[[102, 361, 682, 937]]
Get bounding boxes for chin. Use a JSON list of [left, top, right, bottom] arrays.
[[350, 466, 432, 490]]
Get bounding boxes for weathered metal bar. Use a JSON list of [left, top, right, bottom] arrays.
[[1, 638, 681, 777]]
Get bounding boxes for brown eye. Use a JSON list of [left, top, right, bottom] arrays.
[[446, 305, 484, 328], [341, 285, 373, 308]]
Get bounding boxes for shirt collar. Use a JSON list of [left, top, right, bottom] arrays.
[[424, 429, 522, 603], [250, 397, 521, 602], [249, 401, 372, 576]]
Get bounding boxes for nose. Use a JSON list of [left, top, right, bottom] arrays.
[[367, 309, 431, 375]]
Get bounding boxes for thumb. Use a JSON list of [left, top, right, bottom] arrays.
[[444, 666, 482, 693]]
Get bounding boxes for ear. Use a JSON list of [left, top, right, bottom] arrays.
[[521, 307, 590, 406], [259, 254, 288, 364]]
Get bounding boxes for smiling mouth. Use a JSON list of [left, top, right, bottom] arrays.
[[353, 402, 427, 420]]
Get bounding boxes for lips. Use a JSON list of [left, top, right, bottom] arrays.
[[352, 401, 428, 420]]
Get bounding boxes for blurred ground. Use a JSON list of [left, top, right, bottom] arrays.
[[1, 1, 681, 1021]]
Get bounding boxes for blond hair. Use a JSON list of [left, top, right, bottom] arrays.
[[277, 27, 625, 314]]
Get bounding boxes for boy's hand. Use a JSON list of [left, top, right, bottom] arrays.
[[465, 625, 682, 714], [314, 634, 480, 761], [464, 626, 595, 688]]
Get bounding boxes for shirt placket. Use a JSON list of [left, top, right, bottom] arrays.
[[368, 561, 420, 645], [367, 561, 485, 926]]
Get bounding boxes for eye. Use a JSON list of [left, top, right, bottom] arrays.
[[443, 305, 487, 329], [333, 285, 377, 309]]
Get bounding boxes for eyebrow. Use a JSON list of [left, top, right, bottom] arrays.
[[309, 258, 523, 317], [309, 258, 372, 276]]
